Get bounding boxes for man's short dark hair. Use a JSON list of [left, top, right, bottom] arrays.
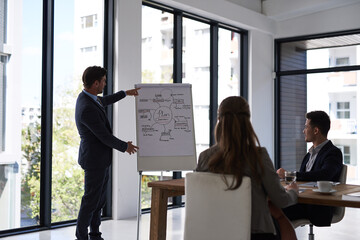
[[82, 66, 107, 89], [306, 111, 331, 137]]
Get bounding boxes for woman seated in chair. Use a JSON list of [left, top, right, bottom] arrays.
[[196, 96, 298, 240]]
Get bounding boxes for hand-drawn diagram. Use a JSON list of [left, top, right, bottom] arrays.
[[136, 84, 195, 157]]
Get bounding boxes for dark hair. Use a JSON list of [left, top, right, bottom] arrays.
[[82, 66, 107, 89], [208, 96, 263, 190], [306, 111, 331, 137]]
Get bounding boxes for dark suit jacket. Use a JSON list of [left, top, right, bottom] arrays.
[[75, 91, 128, 170], [297, 140, 343, 182], [297, 140, 343, 226]]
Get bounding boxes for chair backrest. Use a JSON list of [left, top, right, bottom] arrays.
[[332, 164, 347, 223], [338, 164, 347, 184], [184, 172, 251, 240]]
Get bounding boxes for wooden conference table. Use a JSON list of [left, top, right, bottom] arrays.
[[147, 179, 360, 240]]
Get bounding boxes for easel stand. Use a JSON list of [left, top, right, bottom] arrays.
[[136, 171, 142, 240]]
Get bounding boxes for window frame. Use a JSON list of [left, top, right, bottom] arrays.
[[143, 0, 248, 143], [0, 0, 114, 237], [274, 28, 360, 169], [142, 0, 248, 208]]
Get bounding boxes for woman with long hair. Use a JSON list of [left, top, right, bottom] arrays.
[[196, 96, 298, 240]]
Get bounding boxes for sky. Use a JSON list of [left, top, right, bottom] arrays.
[[21, 0, 75, 106]]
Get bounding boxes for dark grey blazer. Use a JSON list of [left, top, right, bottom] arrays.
[[75, 91, 128, 170]]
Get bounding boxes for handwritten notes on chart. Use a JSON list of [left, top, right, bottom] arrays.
[[135, 83, 195, 157]]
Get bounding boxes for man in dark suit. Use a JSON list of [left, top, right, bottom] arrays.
[[277, 110, 343, 226], [75, 66, 139, 240]]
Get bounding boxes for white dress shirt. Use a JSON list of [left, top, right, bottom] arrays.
[[305, 139, 329, 172]]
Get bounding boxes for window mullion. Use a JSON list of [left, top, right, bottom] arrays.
[[173, 11, 182, 84], [40, 0, 54, 228], [102, 0, 115, 218], [210, 23, 218, 146], [240, 33, 249, 100], [172, 10, 183, 207]]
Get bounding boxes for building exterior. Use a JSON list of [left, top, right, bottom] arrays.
[[308, 46, 360, 183]]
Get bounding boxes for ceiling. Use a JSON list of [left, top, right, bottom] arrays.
[[225, 0, 360, 49], [292, 34, 360, 50], [227, 0, 360, 21]]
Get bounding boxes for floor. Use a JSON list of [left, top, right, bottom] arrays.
[[2, 207, 360, 240]]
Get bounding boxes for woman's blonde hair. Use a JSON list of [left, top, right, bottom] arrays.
[[208, 96, 263, 190]]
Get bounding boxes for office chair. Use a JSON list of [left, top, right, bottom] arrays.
[[184, 172, 251, 240], [292, 164, 347, 240]]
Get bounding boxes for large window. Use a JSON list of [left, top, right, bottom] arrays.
[[141, 6, 174, 84], [1, 0, 43, 230], [51, 0, 105, 223], [141, 5, 175, 209], [182, 17, 211, 155], [218, 28, 241, 104], [141, 2, 247, 209], [275, 31, 360, 184], [0, 0, 112, 236]]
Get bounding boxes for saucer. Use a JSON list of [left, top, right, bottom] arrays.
[[312, 189, 337, 194]]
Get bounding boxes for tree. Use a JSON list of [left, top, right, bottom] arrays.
[[21, 82, 84, 222], [21, 120, 41, 221]]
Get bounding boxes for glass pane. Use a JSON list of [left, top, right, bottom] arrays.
[[51, 0, 104, 223], [0, 0, 42, 230], [141, 6, 175, 208], [280, 35, 360, 71], [141, 172, 172, 209], [182, 17, 210, 156], [218, 28, 241, 104], [307, 70, 359, 182], [279, 32, 360, 184], [280, 70, 360, 184], [142, 6, 174, 83]]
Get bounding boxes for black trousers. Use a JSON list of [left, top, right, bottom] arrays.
[[283, 203, 333, 226], [76, 167, 109, 240], [251, 233, 277, 240]]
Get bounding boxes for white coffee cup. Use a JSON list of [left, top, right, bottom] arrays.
[[317, 181, 333, 192]]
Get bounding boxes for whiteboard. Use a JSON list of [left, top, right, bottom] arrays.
[[135, 83, 197, 172]]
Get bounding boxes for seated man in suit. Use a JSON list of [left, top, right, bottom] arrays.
[[277, 110, 343, 226]]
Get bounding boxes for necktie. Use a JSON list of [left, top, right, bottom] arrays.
[[97, 97, 104, 108]]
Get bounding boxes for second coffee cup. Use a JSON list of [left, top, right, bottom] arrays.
[[317, 181, 333, 192]]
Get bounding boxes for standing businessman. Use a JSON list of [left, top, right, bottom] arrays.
[[75, 66, 139, 240]]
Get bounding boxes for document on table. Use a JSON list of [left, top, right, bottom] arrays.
[[299, 188, 306, 193], [346, 192, 360, 197], [299, 182, 317, 187]]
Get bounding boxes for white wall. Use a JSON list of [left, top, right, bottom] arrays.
[[156, 0, 275, 33], [112, 0, 276, 219], [248, 30, 274, 156], [262, 0, 359, 21], [276, 2, 360, 38], [112, 0, 142, 219]]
